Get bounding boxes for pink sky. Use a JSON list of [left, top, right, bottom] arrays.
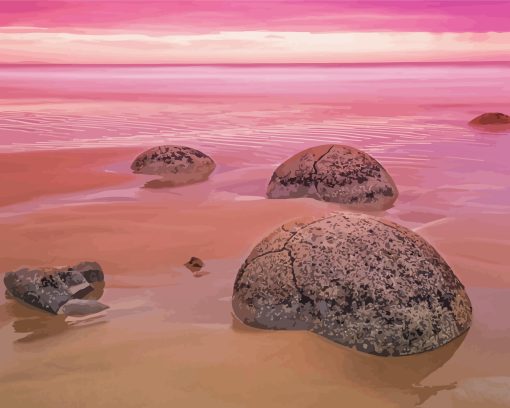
[[0, 1, 509, 63]]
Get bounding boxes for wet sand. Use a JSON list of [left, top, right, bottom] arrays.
[[0, 148, 139, 207], [0, 148, 509, 407]]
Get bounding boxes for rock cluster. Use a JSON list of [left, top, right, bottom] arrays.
[[4, 261, 108, 316]]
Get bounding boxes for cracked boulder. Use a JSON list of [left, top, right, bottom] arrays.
[[232, 213, 472, 356], [4, 262, 109, 316], [131, 145, 216, 186], [267, 144, 398, 210]]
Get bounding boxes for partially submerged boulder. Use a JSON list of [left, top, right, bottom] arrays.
[[469, 112, 510, 126], [4, 262, 108, 316], [131, 145, 216, 186], [267, 145, 398, 210], [232, 212, 472, 356]]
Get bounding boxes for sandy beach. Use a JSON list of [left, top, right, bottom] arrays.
[[0, 144, 509, 407]]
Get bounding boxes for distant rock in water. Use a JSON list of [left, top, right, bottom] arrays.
[[469, 112, 510, 126], [266, 145, 398, 210], [3, 262, 108, 316], [232, 212, 472, 356], [131, 145, 216, 186]]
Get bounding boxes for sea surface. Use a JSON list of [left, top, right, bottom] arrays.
[[0, 63, 509, 218]]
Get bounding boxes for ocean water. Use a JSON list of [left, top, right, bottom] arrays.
[[0, 63, 509, 216]]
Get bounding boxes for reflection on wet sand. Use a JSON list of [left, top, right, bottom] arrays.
[[143, 179, 183, 189], [231, 314, 466, 406], [142, 177, 215, 190], [2, 282, 107, 343], [341, 333, 466, 406]]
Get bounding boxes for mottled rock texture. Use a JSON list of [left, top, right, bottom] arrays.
[[469, 112, 510, 126], [267, 145, 398, 210], [4, 262, 108, 315], [232, 213, 472, 356], [131, 145, 216, 185]]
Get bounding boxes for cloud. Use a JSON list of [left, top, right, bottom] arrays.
[[1, 30, 509, 64], [0, 1, 509, 34], [1, 1, 509, 64]]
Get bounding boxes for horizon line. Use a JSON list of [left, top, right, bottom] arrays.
[[1, 61, 510, 67]]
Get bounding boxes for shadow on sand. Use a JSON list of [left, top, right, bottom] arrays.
[[231, 314, 467, 406]]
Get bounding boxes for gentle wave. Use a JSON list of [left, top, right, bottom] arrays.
[[0, 110, 492, 166]]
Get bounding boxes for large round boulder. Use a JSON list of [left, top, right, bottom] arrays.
[[266, 145, 398, 210], [232, 213, 472, 356], [469, 112, 510, 126], [131, 145, 216, 186]]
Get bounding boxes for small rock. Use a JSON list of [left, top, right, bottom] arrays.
[[232, 212, 472, 356], [4, 262, 107, 315], [131, 145, 216, 186], [266, 144, 398, 210], [184, 257, 204, 272]]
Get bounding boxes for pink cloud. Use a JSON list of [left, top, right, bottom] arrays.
[[1, 31, 509, 64], [0, 1, 509, 34], [1, 1, 509, 63]]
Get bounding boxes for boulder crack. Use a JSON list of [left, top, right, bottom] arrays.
[[311, 145, 335, 197]]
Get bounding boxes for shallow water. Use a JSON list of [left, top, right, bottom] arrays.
[[1, 63, 509, 219]]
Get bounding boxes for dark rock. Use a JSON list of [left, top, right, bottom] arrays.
[[266, 144, 398, 210], [73, 261, 104, 283], [3, 262, 108, 315], [131, 145, 216, 186], [232, 212, 472, 356], [184, 257, 204, 272]]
